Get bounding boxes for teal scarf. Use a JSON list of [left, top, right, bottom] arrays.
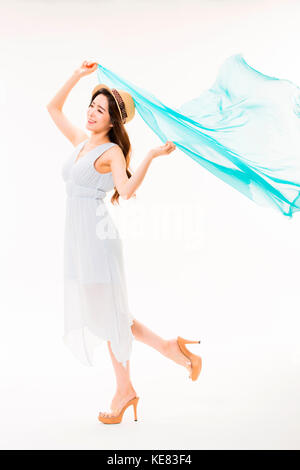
[[96, 54, 300, 218]]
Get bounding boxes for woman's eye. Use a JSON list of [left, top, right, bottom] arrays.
[[90, 104, 102, 113]]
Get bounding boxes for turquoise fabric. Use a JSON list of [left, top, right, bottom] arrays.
[[96, 54, 300, 218]]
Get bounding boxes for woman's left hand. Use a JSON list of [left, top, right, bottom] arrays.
[[149, 141, 176, 159]]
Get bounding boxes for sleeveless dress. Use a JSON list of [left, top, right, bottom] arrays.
[[61, 139, 135, 368]]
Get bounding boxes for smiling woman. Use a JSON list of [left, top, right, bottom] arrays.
[[46, 59, 194, 425]]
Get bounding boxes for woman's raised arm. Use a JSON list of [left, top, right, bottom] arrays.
[[46, 61, 97, 146]]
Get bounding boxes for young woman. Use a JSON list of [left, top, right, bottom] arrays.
[[46, 60, 202, 424]]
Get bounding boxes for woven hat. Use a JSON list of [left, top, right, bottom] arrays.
[[91, 84, 135, 124]]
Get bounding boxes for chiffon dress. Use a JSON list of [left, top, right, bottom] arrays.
[[61, 139, 135, 368]]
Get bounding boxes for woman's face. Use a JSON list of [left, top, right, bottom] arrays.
[[86, 94, 113, 132]]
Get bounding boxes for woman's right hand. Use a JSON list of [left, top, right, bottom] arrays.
[[75, 60, 98, 78], [149, 141, 177, 159]]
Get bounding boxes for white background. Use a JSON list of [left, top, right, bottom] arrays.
[[0, 0, 299, 450]]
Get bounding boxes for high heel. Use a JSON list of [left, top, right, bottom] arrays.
[[98, 396, 140, 424], [177, 336, 202, 381]]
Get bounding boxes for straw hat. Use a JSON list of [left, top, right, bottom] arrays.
[[91, 84, 135, 124]]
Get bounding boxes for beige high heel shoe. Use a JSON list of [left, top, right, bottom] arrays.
[[98, 396, 140, 424], [177, 336, 202, 381]]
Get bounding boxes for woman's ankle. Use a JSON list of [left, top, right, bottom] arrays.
[[115, 384, 136, 396], [162, 339, 173, 357]]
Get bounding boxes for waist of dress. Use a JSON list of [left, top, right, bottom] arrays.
[[65, 181, 106, 200]]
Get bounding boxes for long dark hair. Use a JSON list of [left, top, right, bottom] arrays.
[[89, 88, 134, 205]]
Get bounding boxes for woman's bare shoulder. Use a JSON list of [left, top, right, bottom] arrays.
[[107, 143, 125, 159]]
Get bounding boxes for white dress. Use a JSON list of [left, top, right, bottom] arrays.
[[61, 139, 135, 368]]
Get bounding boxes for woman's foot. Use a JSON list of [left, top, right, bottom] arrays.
[[163, 339, 192, 376], [99, 386, 137, 419]]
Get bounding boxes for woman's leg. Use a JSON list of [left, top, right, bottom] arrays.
[[106, 319, 172, 402], [130, 319, 192, 371], [99, 341, 137, 418], [131, 318, 168, 355], [99, 319, 192, 418]]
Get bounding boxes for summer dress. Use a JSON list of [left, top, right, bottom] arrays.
[[61, 139, 134, 368]]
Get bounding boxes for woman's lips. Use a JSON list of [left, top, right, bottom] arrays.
[[88, 120, 96, 124]]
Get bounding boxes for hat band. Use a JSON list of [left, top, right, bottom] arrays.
[[111, 88, 128, 122]]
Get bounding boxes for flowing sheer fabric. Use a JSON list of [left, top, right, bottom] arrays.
[[96, 54, 300, 217]]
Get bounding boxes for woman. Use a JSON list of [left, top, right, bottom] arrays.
[[46, 60, 202, 424]]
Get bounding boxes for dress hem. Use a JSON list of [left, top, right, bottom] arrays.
[[62, 317, 135, 368]]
